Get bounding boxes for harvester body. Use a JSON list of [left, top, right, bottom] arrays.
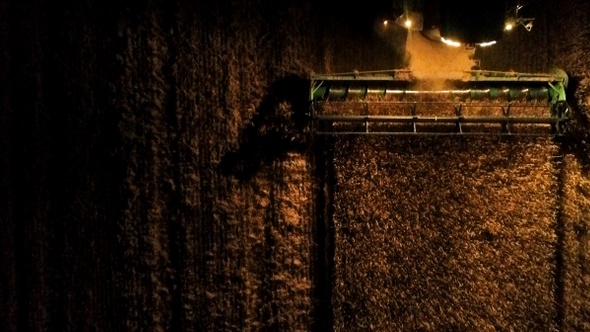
[[310, 70, 570, 136]]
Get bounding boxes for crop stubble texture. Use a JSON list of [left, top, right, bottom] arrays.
[[1, 0, 325, 330], [2, 0, 590, 331], [332, 136, 560, 331]]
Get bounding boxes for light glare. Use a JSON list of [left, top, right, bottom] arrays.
[[478, 41, 497, 47], [441, 37, 461, 47]]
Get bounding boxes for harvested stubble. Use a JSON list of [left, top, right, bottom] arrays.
[[560, 154, 590, 331], [332, 135, 559, 331]]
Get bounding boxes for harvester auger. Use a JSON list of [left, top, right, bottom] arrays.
[[310, 69, 571, 136]]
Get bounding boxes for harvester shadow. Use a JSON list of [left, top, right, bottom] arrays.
[[218, 74, 336, 331], [217, 74, 310, 180]]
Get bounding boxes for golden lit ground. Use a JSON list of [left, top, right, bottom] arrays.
[[332, 136, 559, 331], [561, 155, 590, 331]]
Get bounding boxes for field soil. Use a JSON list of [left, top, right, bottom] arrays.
[[2, 0, 590, 331]]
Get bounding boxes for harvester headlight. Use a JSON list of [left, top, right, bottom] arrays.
[[477, 40, 497, 47], [394, 12, 423, 31], [441, 37, 461, 47], [504, 22, 514, 31]]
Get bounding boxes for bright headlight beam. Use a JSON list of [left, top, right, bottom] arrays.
[[478, 40, 497, 47], [504, 22, 514, 31], [441, 37, 461, 47], [404, 19, 412, 28]]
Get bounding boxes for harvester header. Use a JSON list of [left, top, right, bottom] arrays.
[[310, 69, 570, 136]]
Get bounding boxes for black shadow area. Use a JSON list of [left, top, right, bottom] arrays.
[[218, 74, 310, 180], [555, 75, 590, 172], [553, 73, 590, 331], [218, 74, 336, 331]]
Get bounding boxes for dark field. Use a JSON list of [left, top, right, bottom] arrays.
[[2, 0, 590, 331]]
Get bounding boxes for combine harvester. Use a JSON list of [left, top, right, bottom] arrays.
[[310, 69, 570, 136], [310, 1, 571, 136]]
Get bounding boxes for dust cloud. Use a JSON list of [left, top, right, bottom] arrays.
[[405, 30, 474, 83]]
